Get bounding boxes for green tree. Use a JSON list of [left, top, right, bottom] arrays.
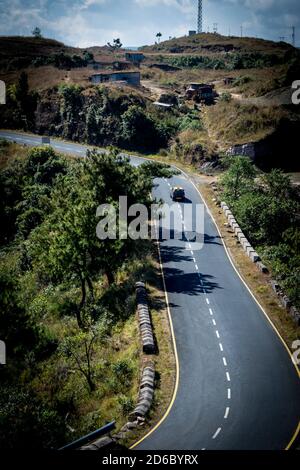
[[263, 228, 300, 308], [0, 386, 65, 449], [83, 50, 94, 62], [107, 38, 122, 51], [59, 325, 103, 392], [121, 105, 160, 151], [29, 149, 175, 328], [11, 72, 38, 129], [0, 257, 45, 357], [221, 156, 256, 203], [156, 32, 162, 44], [32, 27, 42, 38]]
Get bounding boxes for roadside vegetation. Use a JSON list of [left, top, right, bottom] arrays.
[[0, 73, 181, 154], [220, 157, 300, 310], [0, 140, 175, 449]]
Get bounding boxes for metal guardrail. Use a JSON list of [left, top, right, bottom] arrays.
[[59, 421, 116, 451]]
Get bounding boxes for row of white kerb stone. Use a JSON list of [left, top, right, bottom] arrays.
[[220, 202, 268, 273]]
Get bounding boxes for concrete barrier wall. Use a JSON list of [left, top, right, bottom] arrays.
[[221, 202, 300, 326], [136, 282, 155, 354], [130, 363, 155, 419], [221, 201, 262, 268]]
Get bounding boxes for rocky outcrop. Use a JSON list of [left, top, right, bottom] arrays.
[[227, 119, 300, 171]]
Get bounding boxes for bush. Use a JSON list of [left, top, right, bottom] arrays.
[[219, 92, 232, 103], [232, 76, 252, 87], [33, 53, 88, 69], [0, 386, 66, 449], [121, 105, 166, 152], [179, 114, 204, 132], [112, 360, 133, 387], [118, 395, 134, 416]]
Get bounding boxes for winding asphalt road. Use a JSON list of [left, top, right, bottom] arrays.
[[1, 130, 299, 450]]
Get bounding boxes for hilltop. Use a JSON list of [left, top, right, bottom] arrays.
[[141, 32, 294, 56]]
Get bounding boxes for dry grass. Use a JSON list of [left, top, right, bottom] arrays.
[[0, 140, 28, 169], [141, 32, 292, 56], [1, 65, 92, 91], [203, 100, 290, 147]]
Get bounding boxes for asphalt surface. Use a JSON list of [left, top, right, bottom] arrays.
[[1, 130, 299, 450]]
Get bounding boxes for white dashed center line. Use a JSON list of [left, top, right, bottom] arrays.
[[224, 407, 230, 419], [223, 357, 227, 367], [206, 298, 210, 305], [227, 388, 231, 399], [219, 343, 224, 352], [209, 308, 213, 316], [226, 372, 231, 382], [216, 330, 220, 339], [212, 319, 217, 326], [212, 428, 222, 440]]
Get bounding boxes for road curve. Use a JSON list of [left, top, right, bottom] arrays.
[[1, 130, 300, 450]]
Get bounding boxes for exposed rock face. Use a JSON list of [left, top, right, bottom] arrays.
[[227, 143, 256, 160], [227, 119, 300, 171]]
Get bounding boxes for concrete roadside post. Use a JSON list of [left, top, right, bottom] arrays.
[[0, 340, 6, 365]]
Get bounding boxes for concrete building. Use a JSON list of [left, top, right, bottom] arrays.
[[125, 52, 144, 67], [90, 71, 141, 86], [189, 30, 197, 36]]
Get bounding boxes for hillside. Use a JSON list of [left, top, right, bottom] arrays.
[[0, 34, 299, 170], [0, 36, 113, 71]]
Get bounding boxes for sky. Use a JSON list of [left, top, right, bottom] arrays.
[[0, 0, 299, 48]]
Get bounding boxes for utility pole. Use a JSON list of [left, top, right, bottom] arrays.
[[213, 22, 218, 34], [197, 0, 203, 34], [291, 26, 295, 47]]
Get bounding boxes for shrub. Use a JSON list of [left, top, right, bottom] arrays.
[[219, 92, 232, 103], [232, 76, 252, 87], [112, 360, 133, 387], [118, 395, 134, 416], [0, 386, 66, 449]]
